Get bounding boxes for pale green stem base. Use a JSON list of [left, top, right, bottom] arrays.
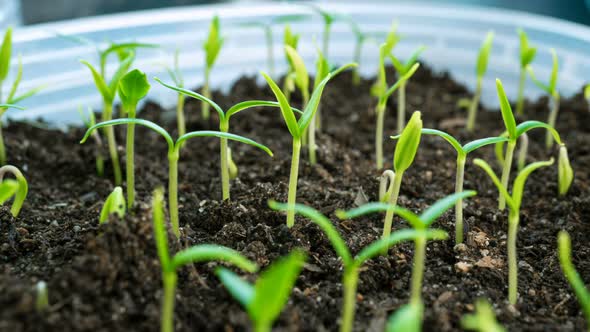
[[103, 102, 122, 185], [466, 78, 482, 132], [340, 266, 359, 332], [202, 70, 211, 120], [375, 104, 386, 169], [397, 82, 406, 134], [455, 155, 466, 244], [126, 123, 135, 209], [177, 93, 186, 137], [0, 122, 5, 165], [411, 234, 426, 304], [499, 141, 516, 211], [161, 272, 177, 332], [287, 139, 301, 228], [546, 96, 559, 149], [168, 151, 180, 238], [516, 68, 526, 116], [382, 172, 403, 253], [220, 136, 230, 200], [508, 211, 519, 305]]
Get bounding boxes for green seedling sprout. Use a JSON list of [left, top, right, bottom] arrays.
[[461, 31, 494, 132], [99, 186, 125, 224], [390, 47, 424, 133], [161, 49, 187, 137], [380, 111, 422, 243], [347, 18, 383, 86], [79, 107, 105, 176], [386, 300, 423, 332], [284, 45, 310, 146], [338, 191, 475, 305], [118, 69, 150, 208], [461, 299, 506, 332], [217, 250, 306, 332], [202, 15, 224, 120], [558, 231, 590, 330], [0, 165, 27, 218], [474, 157, 553, 304], [392, 128, 507, 243], [307, 4, 340, 60], [516, 29, 537, 116], [527, 48, 561, 149], [240, 14, 309, 78], [82, 118, 272, 237], [282, 25, 301, 103], [269, 201, 447, 332], [558, 145, 574, 196], [35, 281, 49, 313], [371, 22, 401, 99], [379, 169, 396, 202], [494, 79, 569, 209], [585, 84, 590, 111], [155, 78, 290, 201], [262, 63, 356, 227], [152, 187, 257, 332]]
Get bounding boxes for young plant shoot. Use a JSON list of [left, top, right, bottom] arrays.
[[494, 79, 570, 209], [152, 187, 257, 332], [35, 281, 49, 313], [461, 299, 506, 332], [527, 48, 561, 149], [81, 118, 272, 237], [217, 250, 306, 332], [474, 157, 554, 304], [0, 164, 28, 218], [118, 69, 150, 208], [347, 18, 382, 86], [308, 47, 330, 164], [282, 25, 301, 103], [161, 49, 187, 136], [284, 45, 310, 146], [79, 107, 105, 176], [262, 62, 356, 227], [557, 231, 590, 330], [201, 15, 224, 120], [99, 186, 126, 224], [393, 129, 508, 243], [307, 4, 339, 59], [389, 46, 424, 133], [269, 200, 447, 332], [462, 31, 494, 132], [516, 29, 537, 116]]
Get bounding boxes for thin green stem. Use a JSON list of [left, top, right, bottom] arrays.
[[0, 121, 5, 165], [352, 38, 362, 86], [546, 95, 559, 149], [466, 77, 482, 132], [265, 27, 275, 78], [516, 68, 526, 116], [517, 133, 528, 171], [455, 155, 466, 244], [410, 234, 426, 305], [254, 322, 271, 332], [323, 23, 331, 60], [340, 266, 359, 332], [382, 171, 403, 253], [499, 141, 516, 211], [375, 103, 386, 169], [176, 93, 186, 137], [126, 122, 135, 209], [168, 150, 180, 238], [220, 121, 230, 200], [286, 139, 302, 228], [161, 272, 177, 332], [103, 102, 122, 185], [397, 81, 406, 134], [309, 111, 317, 164], [508, 211, 519, 305], [202, 68, 211, 120]]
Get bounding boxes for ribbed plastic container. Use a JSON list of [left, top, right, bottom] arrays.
[[8, 1, 590, 125]]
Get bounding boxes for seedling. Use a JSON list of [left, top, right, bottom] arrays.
[[461, 299, 506, 332], [161, 49, 187, 136], [217, 250, 306, 332], [338, 191, 475, 304], [269, 200, 447, 332], [386, 300, 423, 332], [307, 4, 340, 60], [393, 128, 507, 243], [262, 62, 355, 227], [202, 15, 224, 120], [308, 47, 330, 164], [282, 25, 301, 102], [284, 45, 310, 147], [347, 18, 383, 86], [156, 77, 291, 201], [371, 22, 400, 100], [99, 186, 125, 224], [527, 48, 560, 148], [389, 47, 424, 133], [79, 107, 104, 176], [461, 31, 494, 131], [516, 29, 537, 116], [558, 145, 574, 196], [81, 118, 272, 237], [151, 187, 257, 332], [0, 164, 28, 218], [118, 69, 150, 208], [240, 14, 309, 77], [0, 103, 25, 165], [474, 157, 553, 304], [557, 231, 590, 330], [494, 79, 569, 209], [35, 281, 49, 313]]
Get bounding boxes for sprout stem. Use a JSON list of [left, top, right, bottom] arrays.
[[265, 27, 275, 78], [0, 123, 5, 165], [546, 95, 559, 149], [103, 102, 122, 185], [176, 93, 186, 137], [379, 170, 395, 202], [0, 165, 28, 217], [381, 171, 403, 252], [220, 135, 230, 200], [517, 133, 528, 171], [455, 155, 466, 243], [161, 272, 177, 332], [168, 150, 180, 237], [340, 266, 359, 332], [286, 139, 302, 227], [308, 112, 317, 164], [202, 68, 211, 120], [126, 123, 135, 209], [499, 141, 516, 211], [375, 103, 386, 169], [516, 69, 526, 116], [397, 81, 406, 133], [466, 77, 482, 132], [352, 38, 362, 86], [508, 211, 519, 305], [410, 233, 426, 305]]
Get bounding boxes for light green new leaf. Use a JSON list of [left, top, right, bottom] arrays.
[[108, 51, 135, 94], [393, 111, 422, 172], [420, 128, 463, 153], [511, 158, 553, 207], [476, 31, 494, 77], [99, 186, 125, 223], [419, 191, 477, 226], [154, 77, 224, 120], [216, 268, 255, 307], [285, 45, 309, 94], [80, 60, 112, 102], [0, 179, 18, 204], [171, 244, 257, 272], [381, 63, 420, 104], [284, 25, 300, 50], [518, 28, 536, 67], [463, 137, 509, 154], [176, 131, 273, 156], [0, 27, 12, 82], [461, 299, 506, 332], [495, 79, 517, 140], [557, 231, 590, 324], [204, 16, 224, 69], [386, 301, 424, 332], [119, 69, 150, 114], [473, 158, 516, 211], [261, 72, 300, 138], [515, 121, 562, 145], [585, 84, 590, 99]]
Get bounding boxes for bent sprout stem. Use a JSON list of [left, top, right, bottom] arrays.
[[558, 231, 590, 330], [0, 164, 28, 217]]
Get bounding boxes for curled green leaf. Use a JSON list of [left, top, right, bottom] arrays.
[[393, 111, 422, 173]]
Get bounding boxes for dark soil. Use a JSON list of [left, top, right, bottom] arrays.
[[1, 65, 589, 331]]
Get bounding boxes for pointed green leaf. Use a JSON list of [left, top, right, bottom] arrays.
[[261, 72, 300, 138], [175, 131, 273, 157], [226, 100, 302, 121], [394, 111, 422, 172], [476, 31, 494, 77], [99, 186, 125, 223], [584, 84, 590, 100], [0, 27, 12, 82], [314, 48, 330, 90], [381, 63, 420, 104], [473, 158, 516, 211], [8, 86, 43, 105], [512, 158, 553, 208], [389, 54, 405, 74], [383, 21, 400, 56], [336, 202, 424, 229], [204, 16, 224, 69], [420, 128, 463, 154], [6, 56, 22, 102], [108, 51, 135, 94], [515, 120, 562, 145], [495, 79, 517, 140], [100, 42, 158, 71], [216, 268, 255, 308], [518, 28, 536, 67], [463, 136, 510, 154], [284, 25, 300, 50], [420, 191, 476, 227], [155, 77, 224, 121], [0, 179, 18, 204], [81, 60, 112, 103], [285, 45, 309, 95], [171, 244, 257, 273], [558, 146, 574, 196]]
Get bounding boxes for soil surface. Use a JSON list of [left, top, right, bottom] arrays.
[[1, 65, 589, 331]]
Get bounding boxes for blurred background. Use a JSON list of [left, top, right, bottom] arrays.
[[3, 0, 590, 26]]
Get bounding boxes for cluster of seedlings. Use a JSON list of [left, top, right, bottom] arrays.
[[1, 5, 589, 332]]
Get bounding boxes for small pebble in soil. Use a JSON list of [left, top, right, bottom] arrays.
[[453, 243, 467, 252], [73, 225, 81, 232]]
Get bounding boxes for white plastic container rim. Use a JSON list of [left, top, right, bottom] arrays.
[[6, 0, 590, 126]]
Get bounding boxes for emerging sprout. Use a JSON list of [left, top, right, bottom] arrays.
[[35, 281, 49, 313], [347, 18, 382, 86], [262, 63, 355, 227], [217, 250, 306, 332], [474, 157, 553, 304], [79, 107, 104, 177], [390, 46, 424, 133], [201, 15, 224, 120], [527, 48, 560, 149], [99, 186, 126, 224], [394, 128, 507, 243], [494, 79, 568, 209], [284, 45, 310, 146], [463, 31, 494, 132], [118, 69, 150, 208], [386, 300, 423, 332], [161, 49, 186, 136], [82, 118, 271, 237], [0, 165, 28, 218], [282, 25, 301, 103], [461, 299, 506, 332], [516, 29, 537, 116], [557, 231, 590, 330], [307, 4, 340, 60], [558, 145, 574, 196], [152, 187, 257, 332], [270, 201, 446, 332], [156, 78, 285, 201]]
